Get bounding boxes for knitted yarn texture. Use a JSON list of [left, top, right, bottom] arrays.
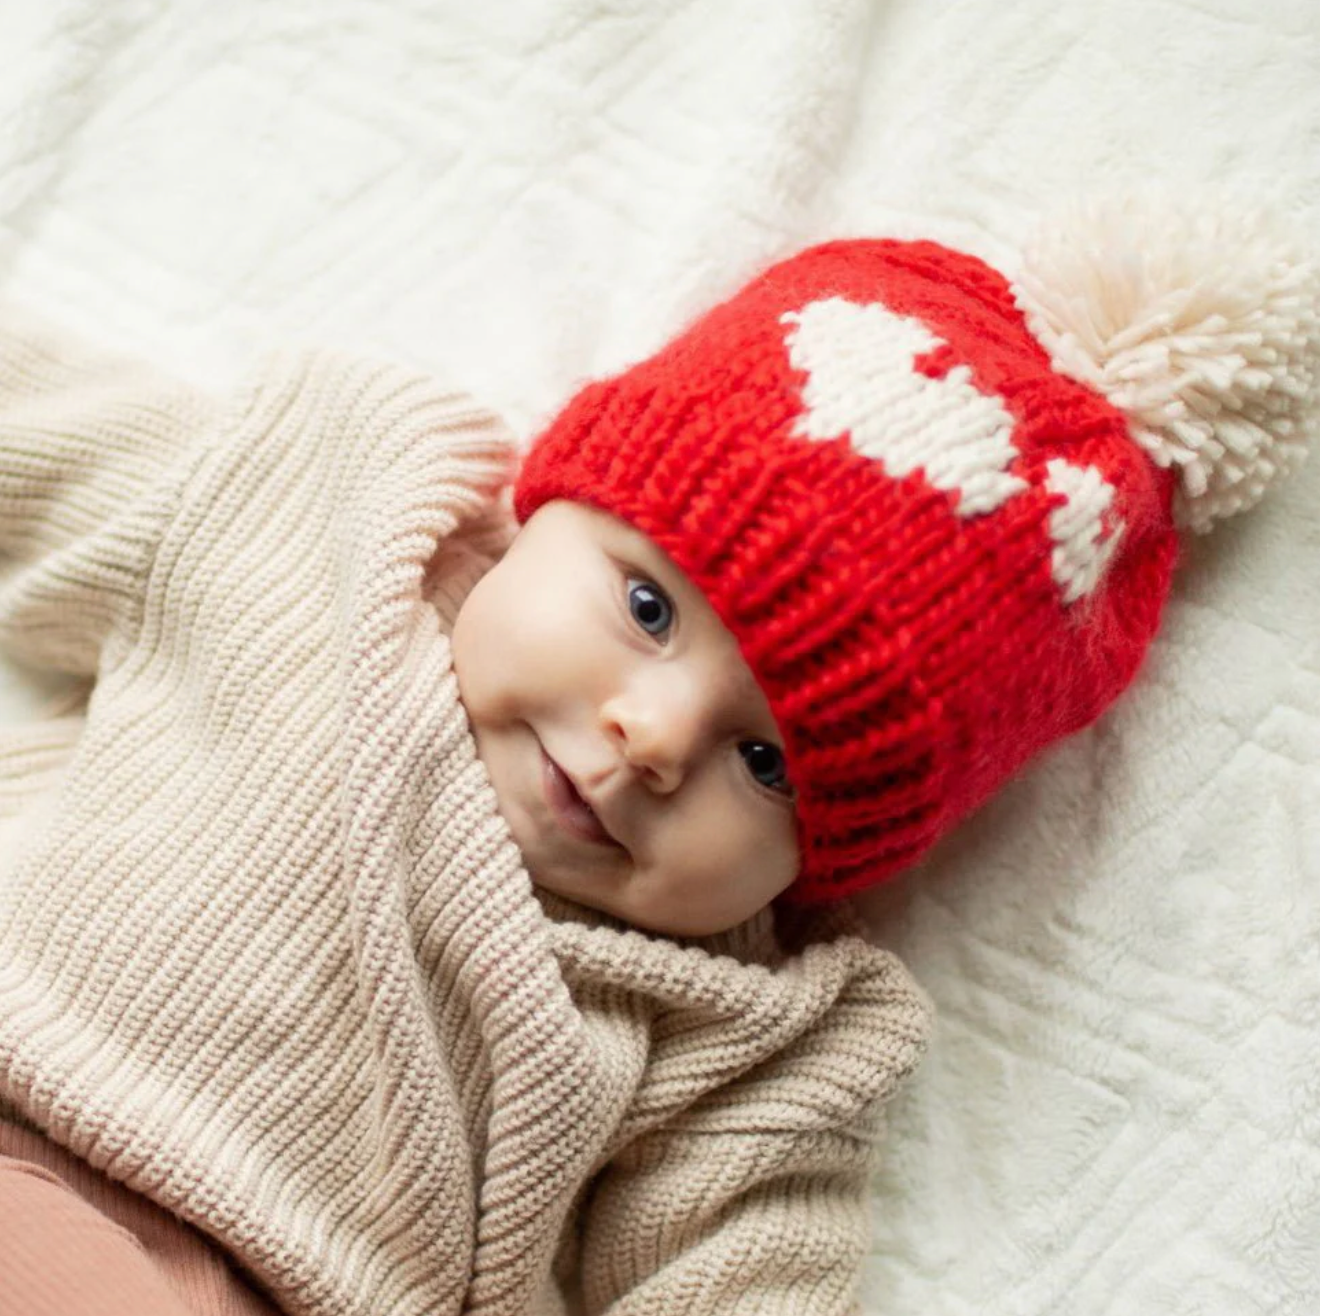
[[0, 306, 930, 1316]]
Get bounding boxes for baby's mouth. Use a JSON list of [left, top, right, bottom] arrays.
[[541, 751, 621, 848]]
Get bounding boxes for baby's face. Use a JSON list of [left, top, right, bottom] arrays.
[[451, 500, 799, 937]]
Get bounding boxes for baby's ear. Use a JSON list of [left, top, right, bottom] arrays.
[[1014, 196, 1320, 533]]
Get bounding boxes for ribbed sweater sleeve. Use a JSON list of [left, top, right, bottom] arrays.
[[574, 940, 930, 1316], [582, 1113, 880, 1315], [0, 303, 220, 674]]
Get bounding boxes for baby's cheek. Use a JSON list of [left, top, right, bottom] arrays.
[[452, 582, 520, 716], [675, 801, 796, 910]]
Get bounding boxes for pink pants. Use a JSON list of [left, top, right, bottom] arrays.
[[0, 1120, 281, 1316]]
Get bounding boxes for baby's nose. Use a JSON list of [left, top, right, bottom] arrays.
[[601, 677, 708, 793]]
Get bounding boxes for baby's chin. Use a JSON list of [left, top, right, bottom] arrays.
[[527, 865, 775, 941]]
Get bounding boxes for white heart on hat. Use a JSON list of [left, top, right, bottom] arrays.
[[781, 296, 1122, 603]]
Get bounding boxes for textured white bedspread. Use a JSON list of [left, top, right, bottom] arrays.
[[1, 3, 1317, 1312]]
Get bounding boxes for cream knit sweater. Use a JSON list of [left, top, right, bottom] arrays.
[[0, 305, 931, 1316]]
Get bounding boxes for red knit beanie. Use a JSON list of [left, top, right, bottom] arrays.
[[515, 206, 1319, 903]]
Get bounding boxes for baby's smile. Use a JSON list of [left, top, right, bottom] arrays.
[[540, 747, 622, 849]]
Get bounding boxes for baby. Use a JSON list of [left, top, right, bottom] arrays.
[[0, 207, 1315, 1316]]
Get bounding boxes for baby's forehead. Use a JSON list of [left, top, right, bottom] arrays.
[[515, 499, 673, 583]]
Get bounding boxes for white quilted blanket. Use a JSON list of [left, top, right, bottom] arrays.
[[2, 3, 1316, 1312]]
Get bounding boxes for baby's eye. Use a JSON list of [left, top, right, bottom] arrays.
[[739, 741, 791, 795], [628, 579, 674, 638]]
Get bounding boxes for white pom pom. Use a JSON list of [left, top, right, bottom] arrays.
[[1013, 199, 1320, 533]]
